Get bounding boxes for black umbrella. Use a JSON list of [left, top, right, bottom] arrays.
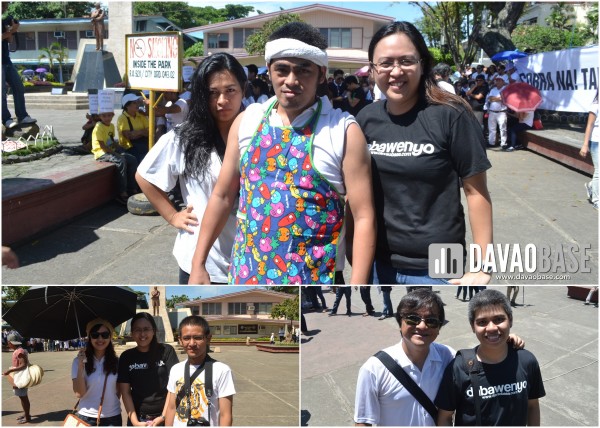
[[3, 286, 137, 340]]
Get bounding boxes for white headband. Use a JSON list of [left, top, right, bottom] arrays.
[[265, 38, 328, 68]]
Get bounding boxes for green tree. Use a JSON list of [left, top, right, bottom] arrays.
[[184, 41, 204, 58], [414, 2, 526, 67], [6, 2, 94, 19], [512, 24, 587, 53], [221, 4, 255, 20], [545, 2, 575, 31], [270, 295, 299, 332], [415, 13, 443, 48], [266, 286, 299, 294], [38, 42, 69, 83], [245, 13, 303, 56], [579, 3, 598, 45], [133, 3, 253, 30], [1, 286, 30, 314], [166, 294, 191, 308]]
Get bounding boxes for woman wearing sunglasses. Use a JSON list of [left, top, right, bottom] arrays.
[[355, 21, 493, 285], [72, 318, 122, 426], [117, 312, 179, 426]]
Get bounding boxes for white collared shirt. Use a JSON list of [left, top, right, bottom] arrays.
[[355, 340, 455, 426]]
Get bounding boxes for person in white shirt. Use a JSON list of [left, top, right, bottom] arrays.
[[355, 290, 452, 426], [432, 63, 455, 94], [165, 316, 235, 426], [485, 75, 509, 149], [355, 289, 525, 427], [136, 53, 247, 284]]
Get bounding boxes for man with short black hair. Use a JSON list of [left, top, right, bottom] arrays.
[[435, 289, 545, 426], [189, 22, 376, 285], [355, 289, 452, 426], [328, 68, 347, 109]]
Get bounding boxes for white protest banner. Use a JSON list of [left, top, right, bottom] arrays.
[[126, 32, 182, 91], [182, 65, 194, 83], [89, 93, 98, 114], [98, 89, 115, 113], [513, 45, 598, 112]]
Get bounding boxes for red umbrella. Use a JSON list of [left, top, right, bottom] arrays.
[[354, 65, 370, 77], [501, 82, 543, 112]]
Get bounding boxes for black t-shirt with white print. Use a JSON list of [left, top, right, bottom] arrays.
[[435, 347, 546, 426], [356, 99, 490, 270], [117, 344, 179, 416]]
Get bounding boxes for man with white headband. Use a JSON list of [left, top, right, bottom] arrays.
[[189, 22, 375, 285]]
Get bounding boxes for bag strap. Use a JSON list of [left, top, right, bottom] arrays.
[[178, 356, 215, 424], [457, 348, 483, 426], [374, 350, 438, 421], [96, 373, 109, 426]]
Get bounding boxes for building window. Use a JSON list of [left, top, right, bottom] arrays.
[[207, 33, 229, 49], [13, 31, 35, 51], [202, 302, 222, 315], [320, 28, 351, 48], [136, 20, 147, 32], [228, 302, 247, 315], [233, 28, 257, 48], [64, 31, 77, 50], [191, 306, 199, 316], [223, 325, 238, 335], [254, 302, 273, 314], [213, 325, 222, 335]]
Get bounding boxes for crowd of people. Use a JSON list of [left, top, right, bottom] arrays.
[[1, 330, 85, 353], [4, 315, 234, 426]]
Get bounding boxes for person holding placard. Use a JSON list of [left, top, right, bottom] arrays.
[[93, 93, 138, 205]]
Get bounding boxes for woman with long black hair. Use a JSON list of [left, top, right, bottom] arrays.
[[118, 312, 179, 426], [136, 53, 247, 284], [72, 318, 122, 426], [356, 21, 493, 285]]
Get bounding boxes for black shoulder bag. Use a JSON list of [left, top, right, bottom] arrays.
[[374, 350, 438, 421], [456, 348, 483, 426], [176, 356, 215, 426]]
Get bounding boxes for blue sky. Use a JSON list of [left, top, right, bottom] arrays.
[[130, 286, 265, 300]]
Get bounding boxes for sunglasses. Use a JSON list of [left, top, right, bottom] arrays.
[[90, 331, 110, 339], [403, 314, 442, 329]]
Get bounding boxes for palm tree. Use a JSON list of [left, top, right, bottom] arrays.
[[53, 43, 69, 83], [38, 42, 69, 83], [38, 45, 56, 78]]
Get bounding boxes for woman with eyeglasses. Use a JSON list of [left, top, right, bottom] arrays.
[[72, 318, 122, 426], [136, 53, 247, 284], [117, 312, 179, 426], [355, 21, 493, 286]]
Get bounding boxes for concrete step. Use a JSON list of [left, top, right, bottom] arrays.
[[519, 129, 592, 175], [7, 92, 90, 111], [2, 158, 117, 245]]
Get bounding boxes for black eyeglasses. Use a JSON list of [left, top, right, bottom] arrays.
[[403, 314, 442, 329], [90, 331, 110, 339]]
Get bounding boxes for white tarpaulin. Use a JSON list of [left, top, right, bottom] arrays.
[[513, 45, 598, 112]]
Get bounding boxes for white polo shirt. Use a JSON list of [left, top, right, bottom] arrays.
[[354, 340, 455, 427]]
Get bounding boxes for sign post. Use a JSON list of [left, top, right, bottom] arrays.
[[124, 32, 183, 149]]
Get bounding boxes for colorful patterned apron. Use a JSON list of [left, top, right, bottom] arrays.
[[230, 99, 345, 284]]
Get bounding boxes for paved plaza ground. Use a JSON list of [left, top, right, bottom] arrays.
[[301, 286, 598, 426], [1, 344, 298, 426], [2, 108, 598, 285]]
